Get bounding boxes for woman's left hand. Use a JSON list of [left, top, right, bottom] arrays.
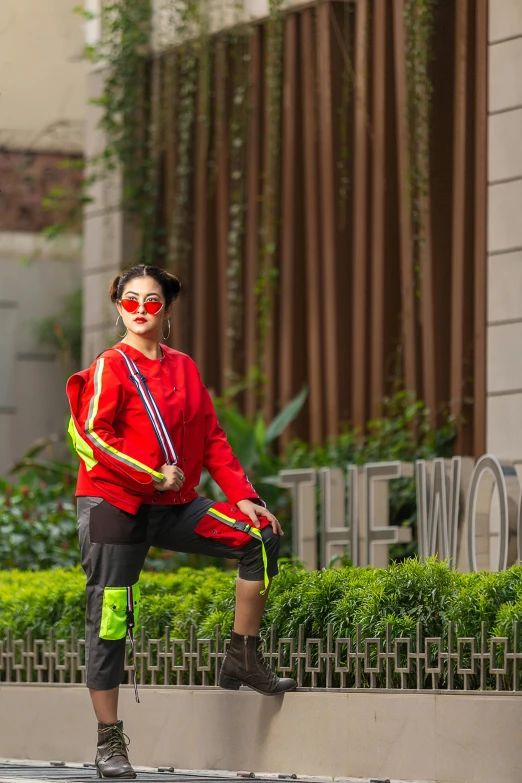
[[236, 499, 283, 536]]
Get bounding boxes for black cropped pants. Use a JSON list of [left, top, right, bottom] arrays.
[[77, 495, 280, 690]]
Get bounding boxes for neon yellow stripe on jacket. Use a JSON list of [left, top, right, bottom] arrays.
[[68, 416, 98, 471], [85, 357, 164, 481]]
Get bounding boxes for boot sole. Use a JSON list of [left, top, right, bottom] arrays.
[[219, 674, 297, 696], [96, 766, 137, 779]]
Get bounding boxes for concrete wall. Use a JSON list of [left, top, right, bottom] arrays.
[[82, 67, 131, 365], [0, 685, 521, 783], [0, 0, 85, 153], [0, 234, 81, 475], [0, 0, 85, 473], [487, 1, 522, 460]]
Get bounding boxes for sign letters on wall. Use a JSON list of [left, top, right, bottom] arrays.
[[280, 455, 522, 572]]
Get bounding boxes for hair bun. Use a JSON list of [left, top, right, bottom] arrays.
[[109, 275, 121, 303], [165, 271, 181, 301]]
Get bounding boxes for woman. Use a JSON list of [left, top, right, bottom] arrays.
[[67, 265, 296, 779]]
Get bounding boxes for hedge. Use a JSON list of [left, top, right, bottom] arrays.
[[1, 557, 522, 645]]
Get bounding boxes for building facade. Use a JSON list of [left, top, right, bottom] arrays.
[[81, 0, 522, 466], [0, 0, 85, 474], [487, 1, 522, 461]]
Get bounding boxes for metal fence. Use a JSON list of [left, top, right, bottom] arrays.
[[1, 623, 521, 693]]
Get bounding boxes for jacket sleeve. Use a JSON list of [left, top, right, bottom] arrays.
[[79, 355, 164, 489], [202, 386, 265, 507]]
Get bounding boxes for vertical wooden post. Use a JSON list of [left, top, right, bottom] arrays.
[[193, 53, 210, 372], [147, 56, 162, 267], [474, 0, 487, 458], [352, 0, 369, 429], [393, 0, 417, 395], [450, 0, 469, 451], [163, 52, 177, 347], [370, 0, 386, 420], [215, 39, 231, 393], [244, 27, 262, 417], [317, 1, 339, 437], [301, 8, 323, 446], [279, 14, 298, 447], [261, 14, 282, 423], [417, 8, 436, 425], [419, 188, 436, 422]]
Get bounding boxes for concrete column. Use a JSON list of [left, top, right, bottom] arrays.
[[0, 234, 81, 474], [82, 65, 131, 366], [487, 0, 522, 460]]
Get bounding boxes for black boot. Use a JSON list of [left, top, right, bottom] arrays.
[[95, 721, 136, 779], [219, 631, 297, 695]]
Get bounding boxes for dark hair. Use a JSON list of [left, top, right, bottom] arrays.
[[109, 265, 181, 307]]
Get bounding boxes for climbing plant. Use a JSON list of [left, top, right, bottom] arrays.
[[72, 0, 438, 404], [169, 1, 209, 289], [255, 0, 284, 398], [86, 1, 153, 256], [403, 0, 437, 291], [226, 13, 251, 376], [75, 0, 286, 387]]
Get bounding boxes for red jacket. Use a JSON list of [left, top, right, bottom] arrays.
[[66, 342, 261, 514]]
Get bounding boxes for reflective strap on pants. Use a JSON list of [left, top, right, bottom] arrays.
[[207, 512, 269, 594], [126, 585, 140, 703]]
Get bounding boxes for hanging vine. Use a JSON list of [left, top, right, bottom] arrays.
[[227, 9, 251, 371], [78, 0, 282, 394], [256, 0, 284, 384], [170, 2, 208, 287], [88, 0, 153, 261], [337, 1, 354, 229], [404, 0, 436, 290]]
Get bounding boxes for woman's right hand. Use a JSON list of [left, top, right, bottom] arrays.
[[153, 464, 185, 492]]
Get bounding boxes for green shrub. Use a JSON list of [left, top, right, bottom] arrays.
[[494, 596, 522, 642], [1, 558, 521, 645], [448, 567, 522, 638], [0, 477, 78, 571], [2, 559, 522, 688], [0, 567, 86, 638]]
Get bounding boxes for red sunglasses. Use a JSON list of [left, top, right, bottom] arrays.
[[120, 299, 164, 316]]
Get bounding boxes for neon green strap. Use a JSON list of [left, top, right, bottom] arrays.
[[248, 527, 270, 594], [207, 508, 270, 593]]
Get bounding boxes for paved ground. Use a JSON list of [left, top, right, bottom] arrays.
[[0, 764, 286, 783], [0, 761, 434, 783]]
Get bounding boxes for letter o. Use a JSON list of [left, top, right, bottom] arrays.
[[466, 455, 509, 572]]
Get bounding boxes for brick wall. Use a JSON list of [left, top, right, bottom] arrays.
[[0, 149, 83, 233]]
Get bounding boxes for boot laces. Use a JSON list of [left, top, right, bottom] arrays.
[[100, 725, 130, 760], [256, 641, 278, 684]]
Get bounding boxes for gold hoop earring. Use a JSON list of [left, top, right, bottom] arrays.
[[116, 315, 127, 339], [162, 320, 171, 341]]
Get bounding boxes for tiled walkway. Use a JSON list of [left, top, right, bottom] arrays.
[[0, 762, 432, 783]]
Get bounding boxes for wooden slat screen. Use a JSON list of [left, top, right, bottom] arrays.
[[152, 0, 487, 455]]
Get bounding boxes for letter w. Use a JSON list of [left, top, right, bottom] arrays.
[[416, 458, 461, 566]]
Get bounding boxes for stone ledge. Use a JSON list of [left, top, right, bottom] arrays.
[[0, 686, 520, 783]]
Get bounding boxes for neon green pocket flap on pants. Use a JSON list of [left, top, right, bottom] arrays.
[[100, 583, 140, 641]]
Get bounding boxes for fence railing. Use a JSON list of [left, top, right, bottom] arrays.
[[1, 623, 521, 693]]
